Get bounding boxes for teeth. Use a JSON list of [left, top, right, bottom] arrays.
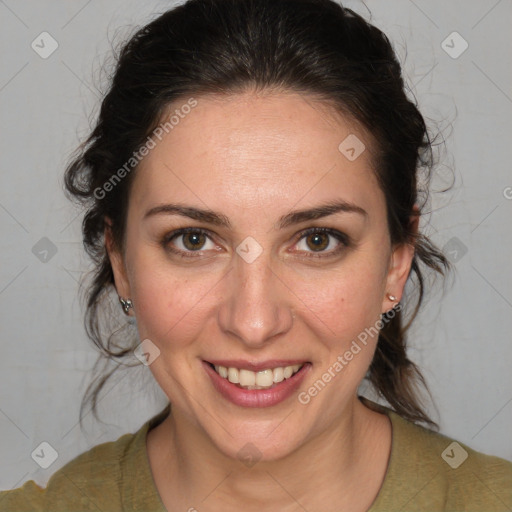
[[283, 366, 294, 379], [213, 363, 304, 389], [227, 367, 239, 384], [255, 369, 273, 387], [239, 369, 255, 387], [273, 367, 284, 383]]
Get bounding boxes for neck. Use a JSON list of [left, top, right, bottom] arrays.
[[148, 397, 391, 511]]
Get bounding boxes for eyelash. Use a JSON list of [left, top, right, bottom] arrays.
[[161, 227, 350, 260]]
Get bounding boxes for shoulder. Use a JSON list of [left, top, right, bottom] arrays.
[[0, 405, 169, 512], [366, 399, 512, 512], [0, 432, 133, 512], [394, 410, 512, 480]]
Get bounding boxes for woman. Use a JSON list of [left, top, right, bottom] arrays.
[[2, 0, 511, 510]]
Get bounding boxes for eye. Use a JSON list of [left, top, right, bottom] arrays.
[[162, 228, 218, 257], [293, 227, 349, 257], [162, 226, 350, 260]]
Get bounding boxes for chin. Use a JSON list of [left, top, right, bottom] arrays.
[[206, 420, 306, 465]]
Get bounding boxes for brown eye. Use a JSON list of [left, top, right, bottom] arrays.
[[182, 232, 207, 251], [305, 232, 329, 252], [294, 228, 349, 258], [162, 228, 217, 257]]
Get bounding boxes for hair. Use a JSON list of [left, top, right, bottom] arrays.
[[64, 0, 451, 428]]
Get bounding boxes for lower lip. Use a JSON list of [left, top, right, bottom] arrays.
[[203, 361, 311, 408]]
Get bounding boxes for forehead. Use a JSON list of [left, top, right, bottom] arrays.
[[130, 90, 383, 216]]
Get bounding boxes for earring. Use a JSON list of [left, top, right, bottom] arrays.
[[383, 293, 400, 316], [119, 296, 133, 314]]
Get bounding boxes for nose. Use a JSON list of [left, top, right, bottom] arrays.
[[217, 250, 294, 349]]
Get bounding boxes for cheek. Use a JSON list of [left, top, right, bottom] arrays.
[[287, 256, 388, 348], [127, 252, 220, 348]]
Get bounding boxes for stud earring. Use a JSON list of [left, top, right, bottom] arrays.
[[383, 293, 400, 316], [119, 296, 133, 314]]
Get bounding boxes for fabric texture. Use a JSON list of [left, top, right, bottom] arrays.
[[1, 398, 511, 511]]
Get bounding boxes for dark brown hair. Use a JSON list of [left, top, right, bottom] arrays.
[[64, 0, 450, 428]]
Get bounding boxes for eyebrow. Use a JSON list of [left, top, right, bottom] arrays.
[[143, 200, 367, 229]]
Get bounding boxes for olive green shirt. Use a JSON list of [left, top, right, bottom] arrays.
[[1, 400, 511, 511]]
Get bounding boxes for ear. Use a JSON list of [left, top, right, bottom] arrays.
[[104, 217, 131, 301], [381, 205, 419, 313]]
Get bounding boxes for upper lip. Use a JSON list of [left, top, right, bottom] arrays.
[[205, 359, 310, 372]]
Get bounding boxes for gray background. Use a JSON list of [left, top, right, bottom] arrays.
[[1, 0, 511, 491]]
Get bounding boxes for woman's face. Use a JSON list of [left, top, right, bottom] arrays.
[[108, 91, 414, 461]]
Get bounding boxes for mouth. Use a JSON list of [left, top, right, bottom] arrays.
[[203, 359, 312, 408], [206, 361, 306, 390]]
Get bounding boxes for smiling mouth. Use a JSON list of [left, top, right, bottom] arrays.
[[207, 362, 306, 390]]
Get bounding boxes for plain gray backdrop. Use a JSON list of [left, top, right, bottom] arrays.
[[1, 0, 511, 491]]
